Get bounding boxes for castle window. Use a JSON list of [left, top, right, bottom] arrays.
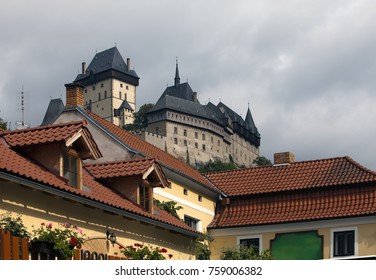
[[119, 92, 122, 99], [125, 93, 127, 101], [174, 127, 178, 134], [104, 91, 107, 99], [155, 127, 159, 134], [101, 83, 104, 88], [174, 138, 178, 144], [126, 85, 129, 90], [211, 136, 213, 143], [85, 89, 87, 93], [202, 134, 206, 141], [92, 86, 95, 91], [184, 139, 187, 146], [195, 132, 198, 139], [202, 144, 206, 151], [183, 129, 187, 136], [120, 83, 123, 88], [98, 92, 101, 101], [62, 150, 81, 188], [195, 143, 198, 149], [218, 140, 220, 146]]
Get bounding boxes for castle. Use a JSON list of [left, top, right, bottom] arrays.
[[74, 47, 260, 167]]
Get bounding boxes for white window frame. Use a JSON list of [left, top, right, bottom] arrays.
[[330, 226, 358, 259], [237, 235, 263, 254]]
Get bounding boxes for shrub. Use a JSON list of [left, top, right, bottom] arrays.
[[220, 245, 272, 260], [0, 212, 30, 239], [120, 243, 172, 260]]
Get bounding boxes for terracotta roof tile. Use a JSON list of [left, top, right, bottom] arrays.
[[85, 158, 170, 188], [3, 121, 88, 148], [88, 111, 218, 191], [0, 136, 195, 235], [209, 184, 376, 228], [205, 157, 376, 196]]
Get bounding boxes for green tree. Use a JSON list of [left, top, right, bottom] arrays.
[[123, 103, 154, 131], [0, 117, 7, 130], [153, 199, 183, 220], [253, 156, 272, 167], [198, 159, 238, 173], [220, 245, 272, 260]]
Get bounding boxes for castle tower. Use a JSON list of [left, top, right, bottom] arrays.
[[74, 47, 139, 127]]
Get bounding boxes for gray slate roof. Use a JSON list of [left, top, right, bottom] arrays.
[[158, 82, 199, 103], [74, 47, 138, 81], [41, 98, 65, 126], [149, 95, 223, 125]]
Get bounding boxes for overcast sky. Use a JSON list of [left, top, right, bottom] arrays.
[[1, 0, 375, 171]]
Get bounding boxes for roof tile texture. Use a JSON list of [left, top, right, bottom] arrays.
[[205, 157, 376, 196], [3, 121, 87, 148]]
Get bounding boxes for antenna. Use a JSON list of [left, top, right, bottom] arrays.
[[15, 86, 30, 130]]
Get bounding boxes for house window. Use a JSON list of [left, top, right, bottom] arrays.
[[183, 188, 188, 195], [139, 184, 151, 212], [240, 238, 260, 252], [198, 195, 202, 202], [184, 215, 199, 231], [333, 230, 355, 257], [62, 151, 80, 188]]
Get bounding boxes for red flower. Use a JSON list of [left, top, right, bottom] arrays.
[[70, 237, 78, 245], [168, 254, 173, 259], [41, 223, 45, 226], [119, 246, 124, 250], [161, 248, 167, 253]]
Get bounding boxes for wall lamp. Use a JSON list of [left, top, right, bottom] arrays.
[[106, 229, 117, 246]]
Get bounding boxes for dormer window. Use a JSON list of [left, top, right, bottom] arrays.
[[62, 150, 81, 188], [139, 183, 152, 213]]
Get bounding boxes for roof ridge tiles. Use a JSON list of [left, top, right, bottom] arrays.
[[84, 157, 156, 167], [2, 120, 85, 135]]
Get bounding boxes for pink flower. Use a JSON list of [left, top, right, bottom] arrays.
[[47, 223, 53, 228], [76, 227, 83, 234]]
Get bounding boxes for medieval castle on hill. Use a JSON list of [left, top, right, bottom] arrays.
[[71, 47, 260, 167]]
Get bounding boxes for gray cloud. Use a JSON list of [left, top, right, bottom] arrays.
[[1, 0, 375, 170]]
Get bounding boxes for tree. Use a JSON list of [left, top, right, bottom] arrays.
[[153, 199, 183, 220], [253, 156, 272, 167], [220, 245, 272, 260], [198, 159, 238, 173], [0, 117, 7, 130], [123, 103, 154, 131]]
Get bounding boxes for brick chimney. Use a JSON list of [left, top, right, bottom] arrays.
[[274, 152, 295, 165], [65, 82, 85, 108]]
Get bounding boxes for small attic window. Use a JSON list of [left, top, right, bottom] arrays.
[[139, 183, 152, 213], [62, 150, 81, 189]]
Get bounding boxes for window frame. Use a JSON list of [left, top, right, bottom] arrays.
[[138, 183, 152, 213], [330, 227, 357, 258], [237, 235, 262, 254], [61, 149, 81, 189], [184, 215, 201, 231]]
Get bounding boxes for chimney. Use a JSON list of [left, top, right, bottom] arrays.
[[274, 152, 295, 165], [127, 58, 131, 71], [82, 62, 86, 75], [65, 82, 85, 108]]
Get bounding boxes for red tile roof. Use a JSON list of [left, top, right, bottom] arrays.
[[0, 133, 196, 235], [88, 111, 218, 191], [205, 157, 376, 196], [85, 158, 158, 179], [209, 184, 376, 228], [207, 157, 376, 228], [3, 121, 89, 148], [85, 158, 170, 188]]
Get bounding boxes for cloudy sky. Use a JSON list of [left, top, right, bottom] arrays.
[[1, 0, 375, 170]]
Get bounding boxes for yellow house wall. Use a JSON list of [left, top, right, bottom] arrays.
[[154, 179, 215, 233], [0, 180, 195, 260], [209, 220, 376, 260]]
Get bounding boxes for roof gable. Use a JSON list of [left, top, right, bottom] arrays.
[[3, 121, 102, 160], [85, 158, 170, 188]]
